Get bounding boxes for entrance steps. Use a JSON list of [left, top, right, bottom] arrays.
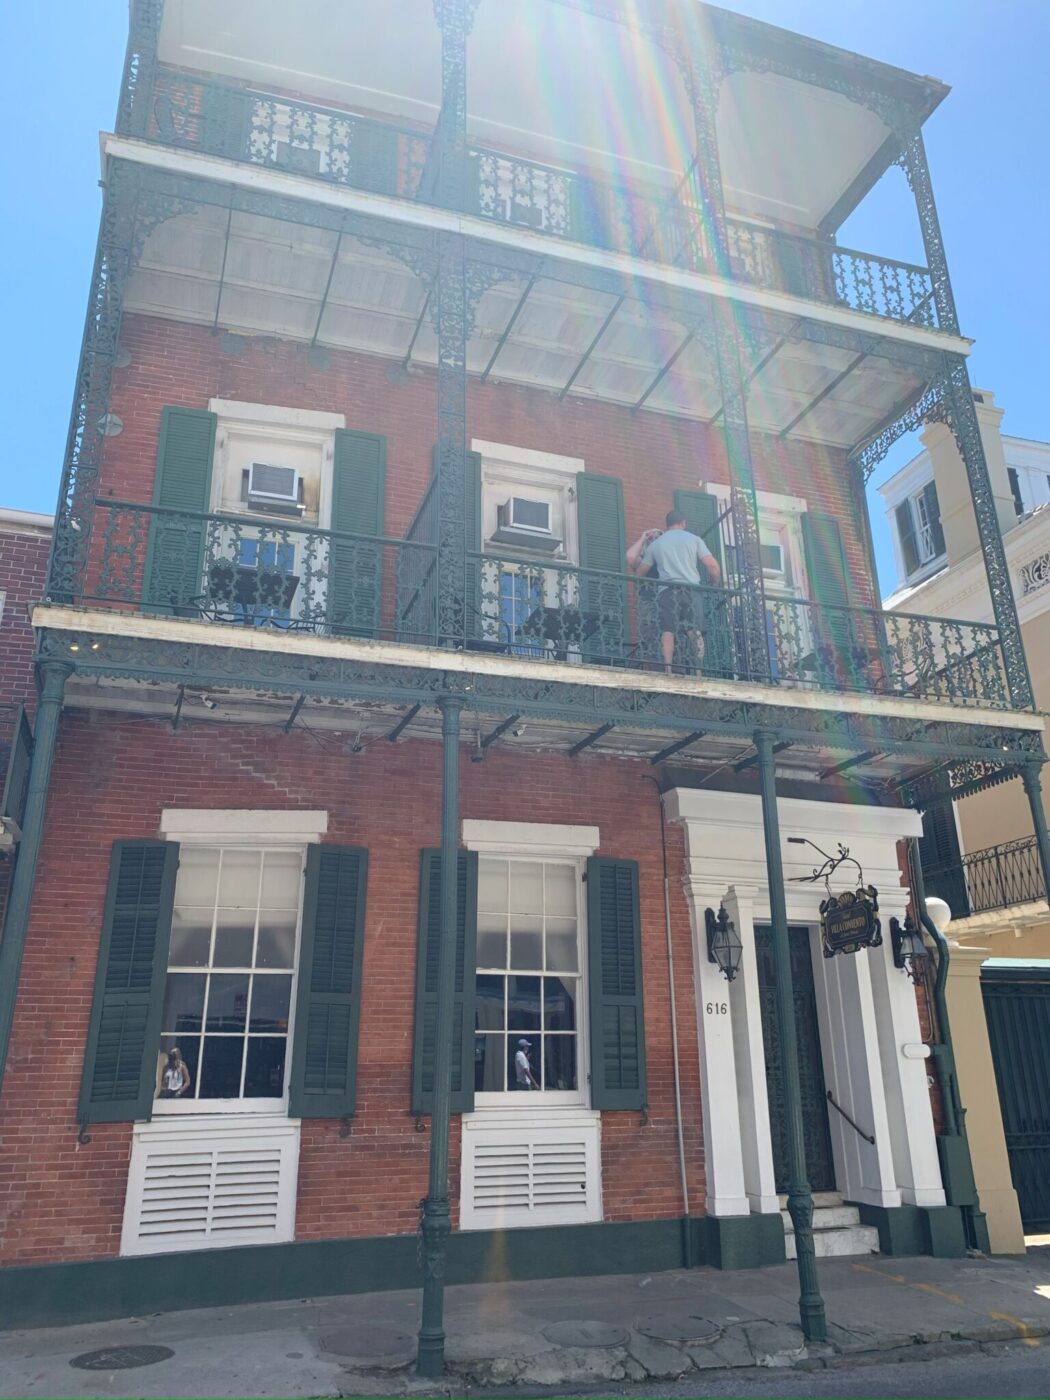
[[779, 1192, 880, 1259]]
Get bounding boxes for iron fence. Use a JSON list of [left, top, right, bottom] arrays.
[[928, 836, 1045, 918]]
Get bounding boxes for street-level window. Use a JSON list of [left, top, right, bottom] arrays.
[[474, 857, 584, 1099], [157, 846, 304, 1107]]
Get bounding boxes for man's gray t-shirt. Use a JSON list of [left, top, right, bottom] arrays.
[[642, 529, 714, 587]]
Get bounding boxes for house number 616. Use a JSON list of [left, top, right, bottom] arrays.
[[705, 1002, 728, 1015]]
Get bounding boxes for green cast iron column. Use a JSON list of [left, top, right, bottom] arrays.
[[416, 693, 463, 1377], [1021, 762, 1050, 906], [0, 660, 73, 1095], [755, 728, 826, 1341]]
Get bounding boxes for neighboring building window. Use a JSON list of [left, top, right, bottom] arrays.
[[895, 480, 945, 578], [0, 590, 6, 627], [157, 846, 304, 1107], [474, 857, 584, 1099], [1007, 467, 1026, 521]]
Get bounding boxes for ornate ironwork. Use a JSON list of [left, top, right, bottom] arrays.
[[1020, 550, 1050, 597], [926, 836, 1044, 918], [895, 130, 959, 335], [849, 380, 948, 483], [116, 0, 164, 138]]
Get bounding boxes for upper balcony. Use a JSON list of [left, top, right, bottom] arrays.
[[126, 0, 953, 337]]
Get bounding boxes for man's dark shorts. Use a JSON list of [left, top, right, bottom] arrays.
[[658, 585, 705, 636]]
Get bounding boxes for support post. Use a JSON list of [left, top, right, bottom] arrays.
[[1021, 762, 1050, 905], [434, 231, 469, 647], [754, 729, 826, 1341], [0, 660, 73, 1095], [416, 693, 463, 1378], [896, 129, 959, 336]]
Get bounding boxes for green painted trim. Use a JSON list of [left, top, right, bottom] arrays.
[[0, 1217, 699, 1332], [698, 1213, 786, 1270], [854, 1203, 967, 1258]]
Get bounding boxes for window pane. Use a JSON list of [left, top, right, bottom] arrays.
[[506, 975, 541, 1031], [476, 915, 507, 969], [475, 974, 505, 1030], [474, 1033, 505, 1092], [205, 973, 250, 1032], [510, 862, 543, 914], [157, 1034, 199, 1098], [544, 864, 577, 917], [478, 858, 507, 912], [174, 847, 219, 907], [168, 908, 212, 967], [249, 975, 291, 1033], [198, 1036, 244, 1098], [509, 916, 543, 970], [161, 973, 206, 1034], [544, 1035, 577, 1092], [218, 849, 261, 907], [244, 1037, 287, 1098], [256, 912, 296, 969], [260, 850, 302, 909], [543, 977, 577, 1032], [213, 910, 256, 967], [509, 1037, 539, 1091], [545, 918, 578, 972]]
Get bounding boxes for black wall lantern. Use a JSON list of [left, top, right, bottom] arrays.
[[705, 903, 743, 982], [890, 914, 931, 985]]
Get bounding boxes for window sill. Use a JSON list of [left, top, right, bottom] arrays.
[[151, 1099, 290, 1119]]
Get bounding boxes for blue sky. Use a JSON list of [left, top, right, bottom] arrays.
[[4, 1, 1048, 598]]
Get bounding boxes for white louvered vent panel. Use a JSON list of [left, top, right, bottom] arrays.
[[461, 1118, 601, 1231], [122, 1119, 299, 1257]]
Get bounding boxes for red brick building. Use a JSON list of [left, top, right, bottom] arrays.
[[0, 0, 1044, 1347]]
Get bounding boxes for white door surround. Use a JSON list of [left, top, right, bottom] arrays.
[[665, 789, 944, 1222]]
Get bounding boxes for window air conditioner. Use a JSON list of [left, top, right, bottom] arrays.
[[492, 496, 563, 552], [246, 462, 304, 516]]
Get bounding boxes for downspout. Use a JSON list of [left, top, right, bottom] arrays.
[[908, 836, 984, 1250], [646, 776, 692, 1266]]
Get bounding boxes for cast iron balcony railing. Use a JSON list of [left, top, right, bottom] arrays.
[[79, 501, 1012, 711], [145, 70, 939, 331], [925, 836, 1045, 919]]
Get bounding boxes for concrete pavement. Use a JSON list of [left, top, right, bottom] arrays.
[[2, 1248, 1048, 1398]]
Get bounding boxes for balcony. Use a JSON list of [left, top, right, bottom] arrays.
[[75, 500, 1013, 711], [925, 837, 1046, 919], [0, 705, 33, 850], [144, 70, 939, 332]]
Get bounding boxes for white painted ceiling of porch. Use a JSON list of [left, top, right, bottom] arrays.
[[159, 0, 896, 230], [125, 204, 922, 449]]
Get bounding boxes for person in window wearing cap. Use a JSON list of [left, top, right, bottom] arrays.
[[514, 1038, 539, 1090]]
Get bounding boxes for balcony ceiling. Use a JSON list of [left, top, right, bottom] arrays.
[[160, 0, 907, 230], [125, 203, 924, 450]]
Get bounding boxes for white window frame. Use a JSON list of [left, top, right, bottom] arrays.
[[156, 810, 327, 1118], [908, 486, 943, 568]]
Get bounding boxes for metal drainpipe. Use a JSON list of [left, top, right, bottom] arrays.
[[907, 836, 982, 1248], [645, 776, 691, 1266]]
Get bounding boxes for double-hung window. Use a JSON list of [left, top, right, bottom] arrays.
[[895, 480, 945, 579], [157, 846, 304, 1110], [474, 857, 585, 1102]]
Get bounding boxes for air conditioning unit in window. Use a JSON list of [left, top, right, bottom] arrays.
[[246, 462, 304, 516], [492, 496, 562, 552]]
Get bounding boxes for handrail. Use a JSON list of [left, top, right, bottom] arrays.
[[825, 1090, 875, 1146]]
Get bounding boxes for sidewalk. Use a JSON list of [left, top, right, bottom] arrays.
[[2, 1248, 1048, 1398]]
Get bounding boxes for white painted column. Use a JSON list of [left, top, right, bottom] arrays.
[[868, 892, 946, 1208], [683, 878, 750, 1215], [725, 886, 779, 1214]]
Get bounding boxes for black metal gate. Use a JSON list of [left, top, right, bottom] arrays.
[[982, 966, 1050, 1231], [755, 925, 836, 1193]]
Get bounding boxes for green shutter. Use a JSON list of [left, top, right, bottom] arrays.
[[77, 841, 179, 1126], [922, 481, 946, 558], [801, 509, 858, 665], [144, 407, 216, 614], [919, 800, 969, 919], [329, 429, 386, 638], [576, 472, 626, 662], [288, 846, 368, 1119], [586, 857, 647, 1111], [411, 848, 478, 1115], [895, 502, 921, 577], [432, 444, 482, 641], [674, 488, 732, 677], [200, 84, 254, 161]]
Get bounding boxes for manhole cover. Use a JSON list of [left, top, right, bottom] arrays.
[[320, 1327, 414, 1360], [70, 1345, 174, 1371], [542, 1320, 629, 1349], [638, 1314, 721, 1346]]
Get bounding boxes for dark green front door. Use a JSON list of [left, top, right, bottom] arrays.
[[755, 924, 836, 1193], [982, 967, 1050, 1231]]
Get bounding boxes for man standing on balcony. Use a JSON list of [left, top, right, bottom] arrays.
[[627, 511, 721, 674]]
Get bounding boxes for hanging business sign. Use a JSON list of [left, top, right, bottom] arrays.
[[820, 886, 881, 958]]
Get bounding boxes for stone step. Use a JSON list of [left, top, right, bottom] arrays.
[[785, 1222, 880, 1260], [778, 1191, 843, 1210], [781, 1204, 861, 1232]]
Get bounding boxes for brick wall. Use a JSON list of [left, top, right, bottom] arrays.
[[0, 711, 705, 1265], [0, 522, 50, 711], [97, 314, 876, 606]]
